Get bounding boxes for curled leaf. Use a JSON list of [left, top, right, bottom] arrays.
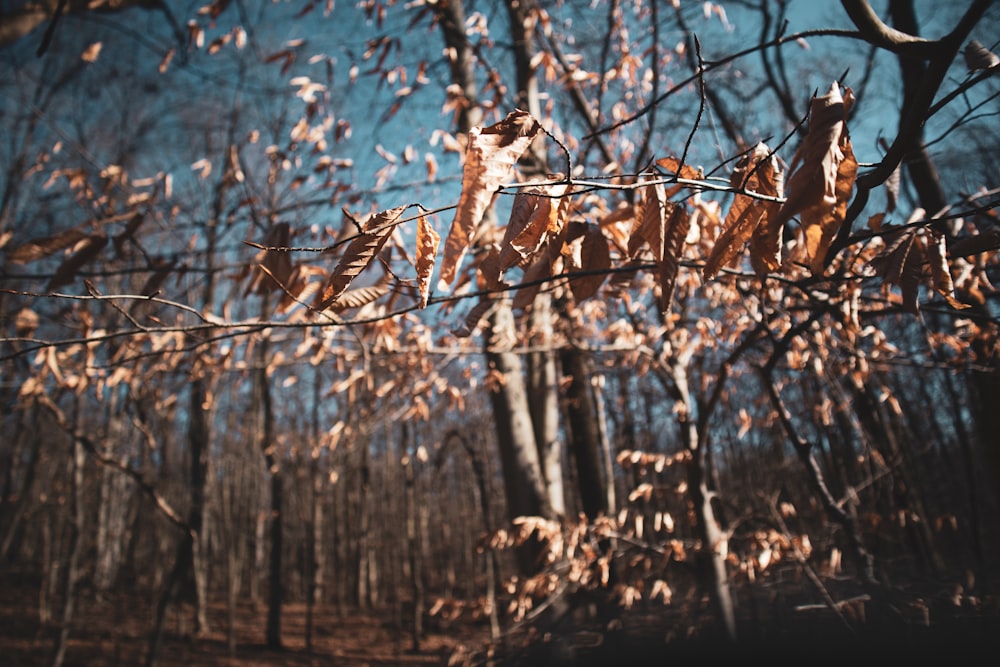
[[629, 182, 668, 260], [568, 223, 611, 302], [437, 110, 542, 290], [414, 214, 440, 308], [316, 205, 406, 310], [704, 143, 783, 280], [773, 83, 857, 274], [659, 205, 692, 312]]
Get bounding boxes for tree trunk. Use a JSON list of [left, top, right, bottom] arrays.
[[486, 300, 554, 572], [560, 346, 610, 520], [50, 398, 85, 667], [257, 332, 283, 650], [402, 423, 424, 652], [527, 295, 566, 517], [671, 361, 737, 641]]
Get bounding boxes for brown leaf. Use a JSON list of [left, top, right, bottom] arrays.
[[453, 298, 494, 338], [437, 110, 542, 290], [48, 234, 108, 290], [772, 83, 857, 274], [569, 223, 610, 302], [659, 205, 692, 312], [7, 228, 89, 263], [949, 229, 1000, 257], [316, 206, 406, 310], [415, 214, 440, 308], [328, 280, 391, 313], [964, 40, 1000, 72], [654, 156, 704, 199], [705, 143, 783, 280], [81, 42, 102, 63], [925, 229, 969, 310], [277, 265, 326, 315], [499, 183, 569, 272], [597, 202, 637, 255], [871, 228, 923, 313], [629, 182, 668, 260]]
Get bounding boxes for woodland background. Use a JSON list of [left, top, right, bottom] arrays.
[[0, 1, 998, 665]]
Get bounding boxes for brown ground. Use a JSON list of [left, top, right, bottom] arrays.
[[0, 574, 491, 667], [4, 570, 1000, 667]]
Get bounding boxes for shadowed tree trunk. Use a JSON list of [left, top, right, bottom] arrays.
[[255, 318, 283, 650], [50, 396, 84, 667], [435, 0, 557, 576], [561, 345, 611, 520]]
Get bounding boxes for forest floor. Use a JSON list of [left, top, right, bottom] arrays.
[[3, 569, 1000, 666]]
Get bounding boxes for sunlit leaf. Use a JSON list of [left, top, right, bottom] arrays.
[[925, 229, 969, 310], [81, 42, 102, 63], [704, 142, 783, 280], [415, 214, 440, 308], [437, 109, 542, 290], [499, 184, 569, 272], [629, 182, 668, 260], [316, 206, 406, 310], [658, 204, 691, 312], [772, 83, 856, 274], [328, 280, 391, 313], [964, 39, 1000, 71]]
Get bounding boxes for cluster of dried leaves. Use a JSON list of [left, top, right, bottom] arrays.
[[254, 83, 978, 327], [7, 81, 987, 336]]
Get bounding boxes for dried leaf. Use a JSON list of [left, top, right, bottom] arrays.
[[654, 156, 704, 199], [705, 143, 783, 280], [453, 298, 494, 337], [597, 202, 637, 255], [949, 229, 1000, 257], [499, 184, 569, 271], [871, 228, 923, 313], [659, 205, 691, 312], [569, 223, 610, 302], [629, 182, 668, 260], [964, 40, 999, 72], [7, 228, 88, 263], [437, 110, 542, 290], [773, 83, 856, 274], [48, 234, 107, 289], [925, 229, 969, 310], [415, 214, 440, 308], [328, 280, 391, 313], [316, 206, 405, 310], [81, 42, 102, 63]]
